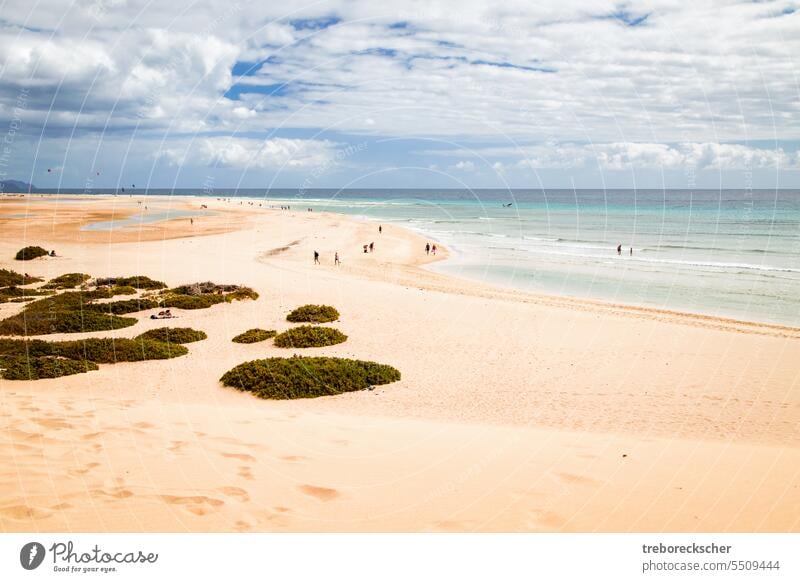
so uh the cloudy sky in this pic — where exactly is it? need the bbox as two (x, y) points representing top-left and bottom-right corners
(1, 0), (798, 190)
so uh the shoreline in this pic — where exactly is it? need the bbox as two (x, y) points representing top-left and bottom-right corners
(2, 192), (798, 335)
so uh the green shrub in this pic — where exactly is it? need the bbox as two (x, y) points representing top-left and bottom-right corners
(0, 336), (188, 380)
(274, 325), (347, 348)
(111, 285), (137, 295)
(0, 269), (42, 286)
(286, 304), (339, 323)
(136, 327), (207, 344)
(224, 287), (259, 302)
(95, 276), (166, 290)
(0, 286), (52, 303)
(1, 337), (188, 363)
(88, 298), (159, 315)
(43, 273), (91, 289)
(52, 337), (188, 362)
(160, 293), (226, 310)
(220, 356), (401, 399)
(14, 246), (49, 261)
(0, 355), (98, 380)
(232, 328), (276, 344)
(0, 291), (137, 335)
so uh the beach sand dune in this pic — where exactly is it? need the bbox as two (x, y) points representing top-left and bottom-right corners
(1, 195), (798, 532)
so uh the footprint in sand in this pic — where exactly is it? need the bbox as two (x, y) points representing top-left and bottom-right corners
(133, 422), (155, 429)
(0, 504), (53, 521)
(221, 452), (256, 462)
(160, 495), (225, 516)
(91, 487), (134, 500)
(238, 466), (254, 481)
(298, 485), (340, 502)
(217, 486), (250, 502)
(168, 441), (188, 453)
(279, 455), (308, 462)
(69, 462), (101, 477)
(31, 417), (74, 430)
(554, 472), (599, 486)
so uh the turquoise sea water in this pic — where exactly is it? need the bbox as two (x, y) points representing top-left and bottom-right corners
(55, 189), (800, 325)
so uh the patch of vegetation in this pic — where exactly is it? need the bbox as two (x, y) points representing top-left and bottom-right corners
(160, 293), (226, 310)
(286, 304), (340, 323)
(0, 355), (98, 380)
(275, 325), (347, 348)
(14, 246), (49, 261)
(220, 356), (401, 399)
(90, 297), (160, 315)
(0, 291), (137, 335)
(0, 268), (43, 287)
(136, 327), (207, 344)
(95, 276), (166, 290)
(0, 286), (52, 304)
(42, 273), (91, 289)
(111, 285), (137, 295)
(224, 287), (259, 302)
(0, 336), (188, 380)
(273, 325), (347, 348)
(232, 328), (276, 344)
(0, 337), (188, 362)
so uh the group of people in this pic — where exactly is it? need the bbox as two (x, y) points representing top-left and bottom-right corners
(425, 242), (438, 255)
(314, 225), (385, 266)
(616, 244), (633, 256)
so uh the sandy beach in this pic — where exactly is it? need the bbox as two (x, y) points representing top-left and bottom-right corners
(1, 194), (798, 532)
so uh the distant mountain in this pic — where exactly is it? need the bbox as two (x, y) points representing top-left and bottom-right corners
(0, 180), (36, 193)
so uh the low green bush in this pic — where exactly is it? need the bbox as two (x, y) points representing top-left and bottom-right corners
(0, 291), (137, 335)
(0, 269), (42, 287)
(14, 246), (49, 261)
(0, 335), (188, 380)
(111, 285), (137, 295)
(1, 337), (188, 362)
(88, 298), (160, 315)
(224, 287), (259, 302)
(0, 355), (98, 380)
(232, 328), (276, 344)
(95, 276), (166, 290)
(136, 327), (207, 344)
(43, 273), (91, 289)
(220, 356), (401, 399)
(274, 325), (347, 348)
(160, 293), (226, 310)
(0, 286), (52, 304)
(286, 304), (339, 323)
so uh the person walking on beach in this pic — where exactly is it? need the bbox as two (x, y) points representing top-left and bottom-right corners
(369, 242), (374, 252)
(630, 247), (633, 256)
(314, 250), (320, 265)
(335, 251), (340, 266)
(617, 244), (622, 255)
(379, 225), (382, 235)
(425, 242), (430, 255)
(432, 244), (437, 256)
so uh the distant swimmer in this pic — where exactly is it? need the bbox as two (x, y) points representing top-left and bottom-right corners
(503, 202), (513, 207)
(617, 244), (622, 255)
